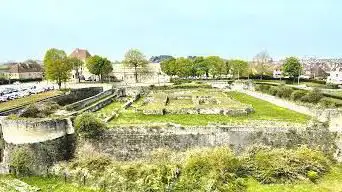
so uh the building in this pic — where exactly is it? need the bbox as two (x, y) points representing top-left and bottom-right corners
(69, 48), (95, 81)
(0, 61), (43, 80)
(111, 63), (170, 84)
(327, 67), (342, 84)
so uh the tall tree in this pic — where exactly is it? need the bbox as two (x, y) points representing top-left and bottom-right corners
(122, 49), (148, 83)
(43, 48), (72, 89)
(193, 56), (209, 77)
(68, 57), (84, 82)
(230, 59), (248, 79)
(283, 57), (303, 84)
(86, 55), (113, 82)
(160, 58), (177, 76)
(253, 50), (271, 80)
(175, 57), (194, 77)
(206, 56), (225, 78)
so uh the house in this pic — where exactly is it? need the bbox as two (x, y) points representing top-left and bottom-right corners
(111, 63), (170, 84)
(273, 69), (282, 78)
(327, 67), (342, 84)
(69, 48), (95, 81)
(0, 61), (43, 80)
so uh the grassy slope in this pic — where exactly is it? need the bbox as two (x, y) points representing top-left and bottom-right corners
(247, 165), (342, 192)
(0, 91), (60, 112)
(109, 91), (310, 126)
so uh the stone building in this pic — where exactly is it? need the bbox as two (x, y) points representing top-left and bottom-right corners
(69, 48), (96, 81)
(327, 67), (342, 85)
(0, 61), (43, 80)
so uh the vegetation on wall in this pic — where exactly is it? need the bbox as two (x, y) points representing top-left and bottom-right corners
(74, 112), (106, 139)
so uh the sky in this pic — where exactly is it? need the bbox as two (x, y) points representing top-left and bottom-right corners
(0, 0), (342, 62)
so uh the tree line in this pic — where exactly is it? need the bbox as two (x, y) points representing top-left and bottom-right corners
(160, 51), (303, 81)
(43, 48), (148, 89)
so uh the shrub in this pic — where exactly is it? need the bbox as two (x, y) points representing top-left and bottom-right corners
(291, 90), (307, 101)
(307, 170), (319, 183)
(241, 145), (331, 184)
(319, 98), (337, 108)
(301, 88), (323, 103)
(276, 86), (293, 98)
(10, 147), (34, 175)
(74, 112), (106, 139)
(19, 104), (40, 118)
(326, 83), (339, 89)
(255, 84), (271, 93)
(268, 86), (279, 96)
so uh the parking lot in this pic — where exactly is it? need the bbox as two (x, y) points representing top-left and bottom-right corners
(0, 82), (55, 102)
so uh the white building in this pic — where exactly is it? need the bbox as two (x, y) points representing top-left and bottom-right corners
(273, 69), (282, 78)
(111, 63), (170, 84)
(69, 48), (96, 81)
(327, 67), (342, 84)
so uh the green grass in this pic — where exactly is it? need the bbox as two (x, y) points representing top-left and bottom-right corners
(21, 176), (97, 192)
(247, 165), (342, 192)
(109, 91), (310, 126)
(95, 100), (123, 119)
(0, 91), (61, 112)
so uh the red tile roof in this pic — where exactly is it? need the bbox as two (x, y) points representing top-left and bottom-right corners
(70, 48), (91, 61)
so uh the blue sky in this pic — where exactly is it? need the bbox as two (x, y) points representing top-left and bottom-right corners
(0, 0), (341, 61)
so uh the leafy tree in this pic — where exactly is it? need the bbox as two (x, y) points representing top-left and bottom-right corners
(193, 56), (209, 77)
(74, 112), (106, 139)
(175, 57), (194, 77)
(86, 55), (113, 82)
(206, 56), (225, 78)
(253, 50), (272, 80)
(43, 48), (72, 89)
(225, 60), (233, 76)
(230, 59), (248, 79)
(68, 57), (84, 82)
(160, 58), (177, 76)
(282, 56), (303, 84)
(122, 49), (149, 83)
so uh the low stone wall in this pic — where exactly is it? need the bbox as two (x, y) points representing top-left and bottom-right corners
(53, 87), (103, 106)
(85, 121), (337, 161)
(64, 89), (115, 111)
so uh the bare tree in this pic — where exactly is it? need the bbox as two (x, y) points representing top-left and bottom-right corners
(253, 50), (271, 80)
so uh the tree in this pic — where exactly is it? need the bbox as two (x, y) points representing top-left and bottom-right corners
(68, 57), (84, 82)
(230, 59), (248, 79)
(193, 56), (209, 77)
(43, 48), (72, 89)
(160, 58), (177, 76)
(206, 56), (225, 78)
(283, 57), (303, 84)
(122, 49), (148, 83)
(86, 55), (113, 82)
(10, 147), (34, 175)
(253, 50), (271, 80)
(175, 57), (194, 77)
(74, 112), (106, 139)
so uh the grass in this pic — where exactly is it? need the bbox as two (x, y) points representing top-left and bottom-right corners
(95, 100), (123, 119)
(247, 165), (342, 192)
(21, 176), (97, 192)
(0, 91), (61, 112)
(109, 91), (310, 126)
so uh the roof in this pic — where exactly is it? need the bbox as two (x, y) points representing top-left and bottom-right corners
(70, 48), (91, 60)
(6, 62), (43, 73)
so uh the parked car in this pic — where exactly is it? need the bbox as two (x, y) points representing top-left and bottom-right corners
(0, 96), (8, 102)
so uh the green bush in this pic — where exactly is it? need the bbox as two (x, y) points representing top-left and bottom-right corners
(291, 90), (307, 101)
(19, 104), (40, 118)
(268, 86), (279, 96)
(326, 83), (339, 89)
(276, 86), (293, 98)
(307, 170), (319, 183)
(319, 98), (337, 108)
(301, 88), (323, 103)
(10, 147), (34, 176)
(74, 112), (106, 139)
(255, 84), (271, 93)
(241, 145), (331, 184)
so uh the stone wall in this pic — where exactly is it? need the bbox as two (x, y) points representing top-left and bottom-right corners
(53, 87), (103, 106)
(84, 121), (337, 161)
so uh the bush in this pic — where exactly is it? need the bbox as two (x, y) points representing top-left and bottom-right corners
(255, 84), (271, 93)
(301, 88), (323, 103)
(171, 78), (192, 85)
(268, 86), (279, 96)
(74, 112), (106, 139)
(290, 90), (307, 101)
(276, 86), (293, 98)
(307, 170), (319, 183)
(10, 147), (34, 175)
(19, 104), (40, 118)
(319, 98), (337, 108)
(326, 83), (339, 89)
(241, 145), (331, 184)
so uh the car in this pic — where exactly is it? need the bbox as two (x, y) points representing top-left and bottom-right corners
(0, 96), (8, 102)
